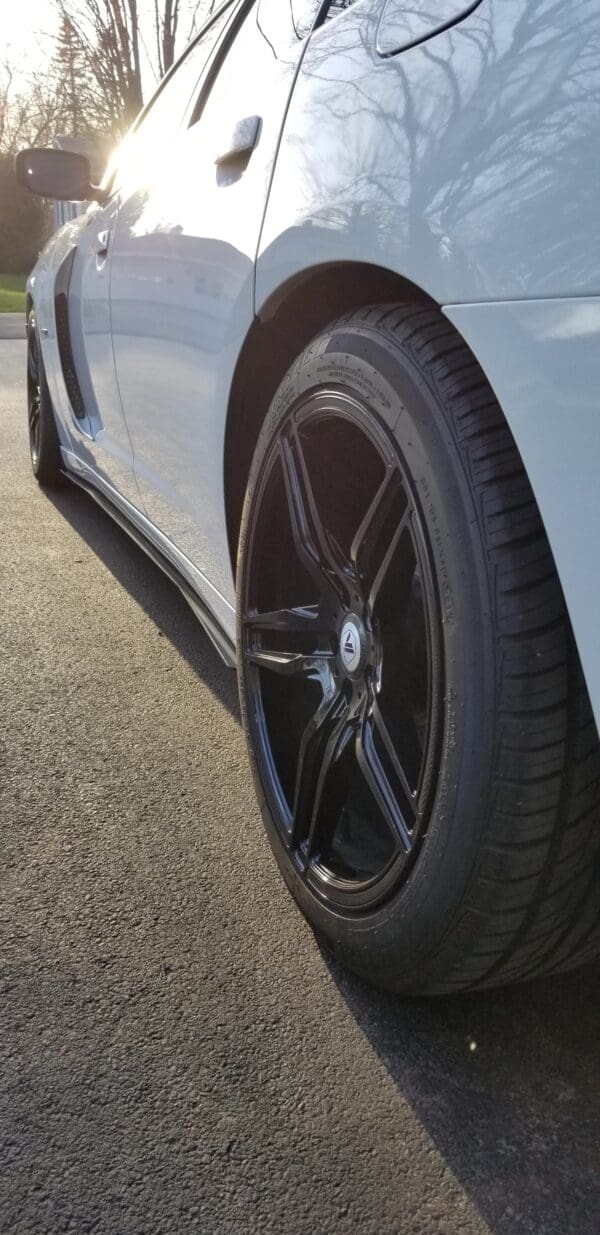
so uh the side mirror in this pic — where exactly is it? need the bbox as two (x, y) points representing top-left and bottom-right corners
(14, 147), (107, 204)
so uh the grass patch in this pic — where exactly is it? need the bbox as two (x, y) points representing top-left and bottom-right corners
(0, 273), (26, 313)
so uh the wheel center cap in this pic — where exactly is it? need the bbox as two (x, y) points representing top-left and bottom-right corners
(340, 616), (366, 677)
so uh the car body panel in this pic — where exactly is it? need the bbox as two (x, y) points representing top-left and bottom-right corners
(61, 443), (236, 642)
(256, 0), (600, 307)
(27, 208), (143, 509)
(376, 0), (485, 57)
(107, 2), (309, 604)
(68, 198), (143, 507)
(27, 214), (94, 447)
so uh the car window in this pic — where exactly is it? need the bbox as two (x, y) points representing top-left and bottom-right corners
(191, 4), (273, 143)
(275, 0), (323, 39)
(322, 0), (361, 20)
(104, 2), (233, 196)
(249, 0), (321, 59)
(184, 0), (301, 188)
(257, 1), (359, 44)
(261, 0), (359, 37)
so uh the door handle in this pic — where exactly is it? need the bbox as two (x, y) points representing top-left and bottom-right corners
(214, 115), (261, 165)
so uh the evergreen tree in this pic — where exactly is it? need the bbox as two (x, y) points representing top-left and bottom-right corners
(54, 15), (84, 135)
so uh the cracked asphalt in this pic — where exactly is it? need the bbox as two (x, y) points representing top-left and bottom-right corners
(1, 326), (599, 1235)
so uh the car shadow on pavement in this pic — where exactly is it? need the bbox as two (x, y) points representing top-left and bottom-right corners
(47, 482), (241, 720)
(324, 954), (600, 1235)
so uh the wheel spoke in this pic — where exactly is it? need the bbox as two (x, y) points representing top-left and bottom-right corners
(302, 712), (356, 870)
(245, 649), (334, 677)
(244, 603), (336, 676)
(370, 696), (419, 816)
(27, 331), (39, 385)
(290, 689), (351, 853)
(28, 397), (40, 437)
(351, 464), (407, 603)
(279, 428), (350, 604)
(370, 507), (412, 612)
(356, 711), (413, 853)
(244, 604), (322, 633)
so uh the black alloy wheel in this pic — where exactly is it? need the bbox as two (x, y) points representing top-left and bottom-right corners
(26, 308), (62, 486)
(237, 303), (600, 995)
(27, 310), (42, 469)
(241, 391), (443, 913)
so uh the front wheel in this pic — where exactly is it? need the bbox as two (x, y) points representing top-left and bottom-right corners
(237, 303), (600, 995)
(27, 308), (63, 487)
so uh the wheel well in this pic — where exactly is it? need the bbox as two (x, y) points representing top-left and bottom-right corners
(224, 262), (437, 577)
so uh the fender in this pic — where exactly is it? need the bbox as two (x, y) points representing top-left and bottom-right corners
(257, 0), (600, 308)
(445, 297), (600, 733)
(27, 212), (93, 447)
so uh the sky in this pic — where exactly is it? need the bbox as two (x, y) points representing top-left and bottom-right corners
(2, 0), (207, 91)
(2, 0), (59, 65)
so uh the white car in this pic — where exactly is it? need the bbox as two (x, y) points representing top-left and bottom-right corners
(16, 0), (600, 994)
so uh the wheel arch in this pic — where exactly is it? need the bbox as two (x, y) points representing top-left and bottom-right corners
(223, 261), (438, 577)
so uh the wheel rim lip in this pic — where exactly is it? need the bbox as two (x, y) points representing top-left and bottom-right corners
(241, 386), (445, 914)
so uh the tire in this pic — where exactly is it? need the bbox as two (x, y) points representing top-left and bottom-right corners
(236, 302), (600, 995)
(27, 308), (63, 487)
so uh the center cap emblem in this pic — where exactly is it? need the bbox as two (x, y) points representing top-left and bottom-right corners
(340, 618), (363, 675)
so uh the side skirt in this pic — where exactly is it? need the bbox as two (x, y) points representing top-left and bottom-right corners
(64, 468), (237, 669)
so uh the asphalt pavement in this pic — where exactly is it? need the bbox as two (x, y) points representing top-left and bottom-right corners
(1, 333), (599, 1235)
(0, 313), (26, 339)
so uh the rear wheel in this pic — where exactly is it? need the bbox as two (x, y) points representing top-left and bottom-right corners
(27, 308), (63, 487)
(237, 303), (600, 995)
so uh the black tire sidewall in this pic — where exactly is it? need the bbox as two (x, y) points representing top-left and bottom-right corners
(237, 319), (497, 990)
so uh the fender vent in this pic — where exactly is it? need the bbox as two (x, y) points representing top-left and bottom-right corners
(54, 249), (86, 420)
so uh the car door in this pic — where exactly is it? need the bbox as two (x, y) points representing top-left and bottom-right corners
(108, 0), (319, 608)
(68, 11), (234, 510)
(67, 194), (142, 505)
